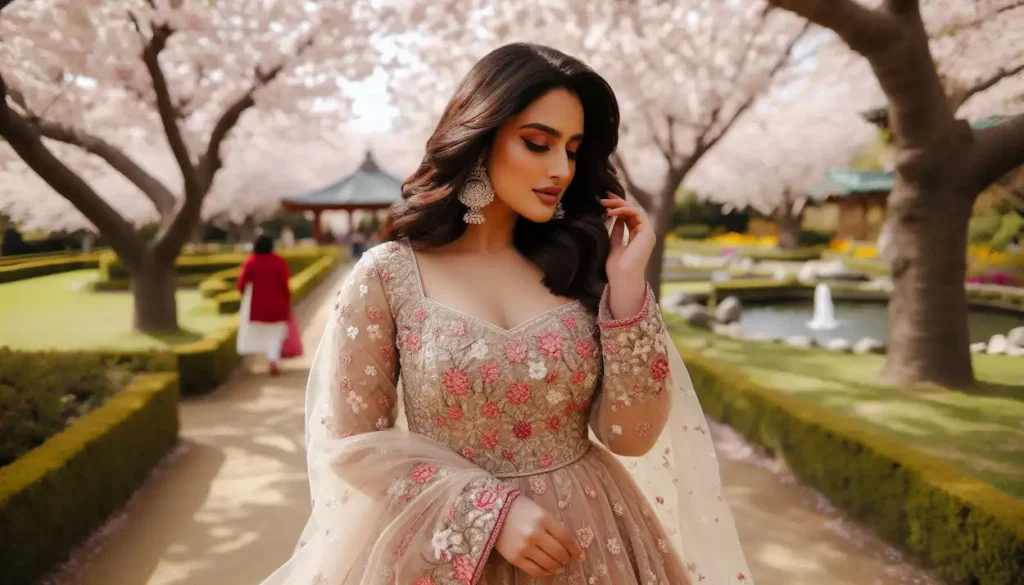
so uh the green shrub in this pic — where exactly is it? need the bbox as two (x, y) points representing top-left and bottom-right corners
(669, 330), (1024, 585)
(0, 255), (100, 284)
(798, 230), (834, 247)
(673, 224), (712, 240)
(739, 247), (824, 261)
(0, 373), (179, 585)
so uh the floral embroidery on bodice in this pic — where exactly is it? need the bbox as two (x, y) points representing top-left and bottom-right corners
(369, 240), (669, 478)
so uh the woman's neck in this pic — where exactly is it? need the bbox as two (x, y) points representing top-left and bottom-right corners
(451, 200), (518, 254)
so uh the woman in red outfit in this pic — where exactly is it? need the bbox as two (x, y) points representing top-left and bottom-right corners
(236, 235), (292, 376)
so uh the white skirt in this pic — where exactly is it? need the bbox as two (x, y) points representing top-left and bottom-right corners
(236, 284), (288, 358)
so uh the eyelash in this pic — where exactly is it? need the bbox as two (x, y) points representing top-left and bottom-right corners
(523, 139), (578, 160)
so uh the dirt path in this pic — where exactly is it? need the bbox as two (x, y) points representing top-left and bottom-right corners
(45, 265), (941, 585)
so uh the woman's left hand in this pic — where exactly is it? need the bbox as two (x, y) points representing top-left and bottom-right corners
(601, 192), (655, 319)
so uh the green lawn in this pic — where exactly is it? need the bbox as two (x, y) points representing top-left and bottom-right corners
(0, 270), (233, 351)
(660, 281), (713, 298)
(671, 320), (1024, 497)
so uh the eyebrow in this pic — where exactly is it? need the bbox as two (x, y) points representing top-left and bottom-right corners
(520, 122), (584, 142)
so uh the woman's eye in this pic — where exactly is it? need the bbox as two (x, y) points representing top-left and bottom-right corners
(523, 139), (549, 153)
(567, 150), (578, 161)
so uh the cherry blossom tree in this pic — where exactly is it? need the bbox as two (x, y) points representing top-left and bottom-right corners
(765, 0), (1024, 387)
(0, 0), (376, 332)
(378, 0), (810, 296)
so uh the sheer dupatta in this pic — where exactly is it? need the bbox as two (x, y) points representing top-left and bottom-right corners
(260, 254), (520, 585)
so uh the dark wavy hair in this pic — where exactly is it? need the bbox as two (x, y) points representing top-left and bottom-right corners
(384, 43), (623, 313)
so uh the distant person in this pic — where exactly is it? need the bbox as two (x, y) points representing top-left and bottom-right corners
(235, 235), (292, 376)
(280, 226), (295, 248)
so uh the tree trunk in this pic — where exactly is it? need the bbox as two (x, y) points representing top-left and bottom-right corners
(128, 257), (179, 333)
(882, 179), (975, 387)
(645, 186), (676, 302)
(774, 208), (803, 250)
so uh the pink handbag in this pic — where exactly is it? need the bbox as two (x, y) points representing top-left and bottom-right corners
(281, 313), (303, 358)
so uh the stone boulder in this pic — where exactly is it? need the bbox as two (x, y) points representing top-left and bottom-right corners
(664, 289), (697, 308)
(853, 337), (886, 355)
(969, 342), (988, 354)
(678, 304), (715, 329)
(783, 335), (816, 349)
(825, 338), (852, 353)
(1007, 326), (1024, 348)
(987, 334), (1009, 355)
(1007, 345), (1024, 357)
(715, 296), (743, 324)
(798, 259), (868, 283)
(712, 322), (744, 339)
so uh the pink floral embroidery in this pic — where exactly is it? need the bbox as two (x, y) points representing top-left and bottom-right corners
(386, 241), (400, 252)
(367, 305), (383, 322)
(446, 505), (457, 522)
(379, 270), (392, 283)
(545, 371), (558, 385)
(513, 421), (533, 440)
(651, 353), (670, 382)
(603, 340), (619, 356)
(462, 446), (475, 458)
(475, 488), (499, 510)
(584, 485), (597, 498)
(656, 496), (665, 504)
(576, 527), (595, 549)
(481, 430), (500, 449)
(572, 369), (587, 385)
(506, 383), (531, 405)
(481, 402), (500, 418)
(402, 329), (422, 353)
(479, 362), (501, 384)
(413, 308), (427, 322)
(378, 395), (391, 411)
(380, 345), (394, 359)
(448, 321), (467, 337)
(637, 421), (653, 437)
(502, 449), (515, 460)
(560, 315), (577, 330)
(338, 377), (352, 392)
(442, 368), (470, 396)
(435, 416), (447, 427)
(536, 331), (563, 358)
(410, 463), (437, 484)
(530, 476), (547, 495)
(575, 338), (596, 358)
(452, 555), (474, 585)
(338, 352), (352, 368)
(504, 339), (528, 363)
(539, 452), (554, 467)
(448, 406), (464, 421)
(737, 573), (747, 581)
(339, 303), (353, 318)
(546, 414), (562, 431)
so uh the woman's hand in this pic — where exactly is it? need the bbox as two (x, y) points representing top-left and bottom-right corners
(602, 192), (655, 319)
(494, 497), (584, 578)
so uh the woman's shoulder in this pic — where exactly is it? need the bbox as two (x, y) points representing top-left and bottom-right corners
(358, 239), (419, 308)
(363, 239), (413, 273)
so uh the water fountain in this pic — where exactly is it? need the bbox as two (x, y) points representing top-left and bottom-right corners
(807, 283), (839, 330)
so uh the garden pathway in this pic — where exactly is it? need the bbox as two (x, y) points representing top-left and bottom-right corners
(45, 264), (940, 585)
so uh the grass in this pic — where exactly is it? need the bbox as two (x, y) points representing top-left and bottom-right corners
(0, 269), (233, 351)
(671, 320), (1024, 497)
(660, 281), (713, 298)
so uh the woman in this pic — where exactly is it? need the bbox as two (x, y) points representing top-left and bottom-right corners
(236, 234), (292, 376)
(261, 43), (752, 584)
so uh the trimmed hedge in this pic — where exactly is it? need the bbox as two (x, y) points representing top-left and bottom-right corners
(0, 372), (180, 585)
(0, 255), (100, 284)
(98, 247), (327, 281)
(91, 273), (211, 292)
(669, 323), (1024, 585)
(737, 246), (825, 262)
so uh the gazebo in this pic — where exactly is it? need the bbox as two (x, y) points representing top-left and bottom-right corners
(280, 151), (403, 243)
(810, 169), (892, 242)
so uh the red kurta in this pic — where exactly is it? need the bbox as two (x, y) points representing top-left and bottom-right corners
(237, 253), (292, 323)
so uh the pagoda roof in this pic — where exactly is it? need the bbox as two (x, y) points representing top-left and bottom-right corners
(810, 168), (893, 199)
(281, 151), (403, 211)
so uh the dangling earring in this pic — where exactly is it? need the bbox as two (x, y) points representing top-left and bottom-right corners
(458, 158), (494, 224)
(553, 201), (566, 220)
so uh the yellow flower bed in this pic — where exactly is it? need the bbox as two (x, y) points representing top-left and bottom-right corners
(705, 232), (777, 248)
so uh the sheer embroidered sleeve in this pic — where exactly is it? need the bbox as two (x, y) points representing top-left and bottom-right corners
(589, 283), (672, 457)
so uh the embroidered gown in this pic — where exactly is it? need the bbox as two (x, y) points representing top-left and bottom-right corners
(262, 239), (753, 585)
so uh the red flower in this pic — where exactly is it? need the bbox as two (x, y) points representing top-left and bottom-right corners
(506, 382), (531, 405)
(442, 368), (470, 396)
(546, 414), (562, 431)
(462, 446), (475, 458)
(475, 488), (499, 510)
(367, 305), (383, 322)
(572, 369), (587, 385)
(504, 339), (528, 363)
(560, 315), (577, 330)
(539, 452), (554, 467)
(545, 371), (558, 385)
(452, 555), (474, 585)
(402, 330), (422, 353)
(410, 463), (437, 484)
(481, 430), (500, 449)
(575, 338), (596, 358)
(513, 421), (533, 440)
(378, 395), (391, 411)
(481, 402), (500, 418)
(650, 354), (670, 382)
(536, 331), (563, 358)
(413, 308), (427, 322)
(379, 270), (392, 283)
(502, 449), (516, 460)
(447, 406), (464, 420)
(479, 362), (501, 385)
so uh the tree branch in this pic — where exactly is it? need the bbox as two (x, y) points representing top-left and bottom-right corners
(950, 62), (1024, 111)
(137, 19), (199, 198)
(0, 72), (143, 266)
(610, 152), (654, 210)
(965, 113), (1024, 193)
(767, 0), (900, 54)
(31, 118), (178, 217)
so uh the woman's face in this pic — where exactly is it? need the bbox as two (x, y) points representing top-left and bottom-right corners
(486, 87), (584, 223)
